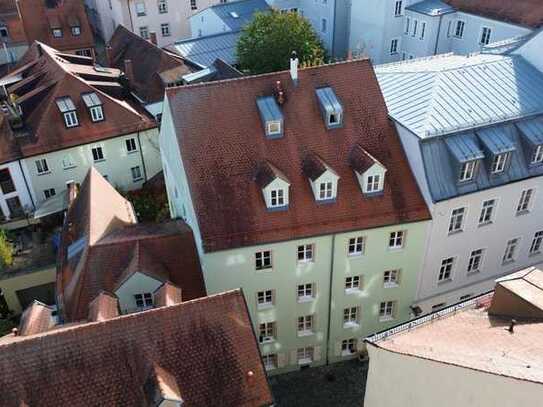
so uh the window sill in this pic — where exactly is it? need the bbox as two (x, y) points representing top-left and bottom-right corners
(297, 259), (314, 265)
(467, 270), (480, 276)
(133, 178), (144, 183)
(297, 358), (312, 366)
(343, 322), (359, 329)
(266, 205), (288, 212)
(478, 221), (493, 228)
(93, 159), (106, 163)
(316, 198), (337, 205)
(388, 246), (404, 251)
(341, 350), (356, 357)
(297, 330), (314, 337)
(363, 190), (385, 197)
(265, 365), (277, 372)
(257, 303), (274, 311)
(63, 166), (77, 170)
(37, 171), (51, 176)
(437, 278), (452, 285)
(379, 316), (394, 322)
(259, 338), (275, 345)
(347, 252), (363, 258)
(516, 210), (530, 216)
(127, 150), (138, 155)
(529, 251), (542, 257)
(297, 296), (314, 304)
(256, 268), (273, 273)
(345, 288), (361, 295)
(502, 259), (515, 266)
(448, 229), (463, 236)
(384, 283), (399, 289)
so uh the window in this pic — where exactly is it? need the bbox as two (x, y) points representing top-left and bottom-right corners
(530, 231), (543, 255)
(379, 301), (395, 321)
(270, 189), (285, 208)
(0, 26), (9, 38)
(454, 20), (465, 38)
(256, 250), (272, 270)
(478, 199), (495, 225)
(420, 22), (426, 39)
(503, 238), (520, 263)
(297, 244), (314, 262)
(448, 207), (465, 233)
(389, 231), (405, 249)
(126, 138), (137, 153)
(383, 269), (400, 287)
(135, 2), (146, 16)
(480, 26), (492, 45)
(76, 49), (92, 57)
(405, 17), (410, 35)
(158, 0), (168, 13)
(348, 236), (365, 256)
(394, 0), (402, 16)
(43, 188), (56, 199)
(366, 174), (382, 192)
(91, 146), (104, 162)
(191, 0), (197, 10)
(62, 155), (75, 169)
(89, 105), (104, 122)
(467, 249), (484, 274)
(63, 110), (78, 127)
(139, 26), (149, 39)
(297, 283), (314, 301)
(345, 276), (361, 291)
(459, 161), (477, 182)
(321, 18), (327, 33)
(329, 112), (341, 125)
(161, 23), (170, 37)
(517, 189), (534, 214)
(532, 145), (543, 164)
(297, 347), (313, 364)
(297, 315), (313, 335)
(412, 20), (418, 37)
(52, 28), (63, 38)
(438, 257), (454, 282)
(262, 354), (277, 371)
(131, 166), (143, 182)
(491, 152), (509, 174)
(257, 290), (274, 309)
(389, 38), (399, 55)
(343, 306), (358, 326)
(341, 338), (357, 355)
(134, 293), (153, 308)
(6, 196), (23, 218)
(71, 26), (81, 36)
(318, 181), (333, 200)
(258, 322), (275, 343)
(57, 96), (79, 128)
(267, 121), (281, 135)
(0, 169), (15, 194)
(35, 158), (49, 174)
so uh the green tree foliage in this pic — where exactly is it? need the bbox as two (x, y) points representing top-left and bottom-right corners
(237, 10), (326, 74)
(0, 230), (13, 270)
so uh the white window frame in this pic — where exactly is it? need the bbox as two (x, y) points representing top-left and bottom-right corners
(343, 306), (359, 327)
(388, 230), (405, 249)
(91, 146), (104, 162)
(459, 160), (477, 182)
(366, 173), (383, 193)
(448, 207), (465, 234)
(348, 236), (365, 256)
(63, 110), (78, 128)
(297, 283), (314, 302)
(62, 155), (75, 169)
(345, 275), (361, 292)
(131, 166), (143, 182)
(270, 188), (286, 208)
(266, 121), (281, 136)
(438, 257), (454, 282)
(297, 314), (314, 336)
(262, 353), (277, 371)
(383, 269), (400, 288)
(379, 301), (396, 321)
(479, 26), (492, 45)
(161, 23), (170, 37)
(135, 1), (146, 16)
(139, 26), (149, 39)
(467, 248), (484, 274)
(517, 188), (534, 214)
(389, 38), (399, 55)
(454, 20), (465, 38)
(297, 244), (314, 263)
(412, 19), (418, 37)
(71, 26), (81, 36)
(394, 0), (403, 17)
(491, 152), (509, 174)
(134, 292), (153, 308)
(89, 105), (104, 122)
(532, 145), (543, 164)
(478, 199), (496, 225)
(255, 250), (272, 270)
(318, 181), (334, 200)
(256, 289), (274, 309)
(35, 158), (49, 174)
(52, 28), (63, 38)
(502, 238), (520, 264)
(297, 347), (313, 365)
(530, 231), (543, 255)
(341, 338), (357, 356)
(258, 321), (276, 343)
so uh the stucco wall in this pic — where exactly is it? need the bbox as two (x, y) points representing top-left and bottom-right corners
(115, 272), (163, 313)
(0, 266), (56, 314)
(0, 160), (34, 220)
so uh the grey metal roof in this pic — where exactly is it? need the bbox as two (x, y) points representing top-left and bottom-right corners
(168, 31), (240, 68)
(256, 96), (284, 138)
(516, 116), (543, 145)
(200, 0), (270, 32)
(405, 0), (455, 16)
(445, 133), (484, 162)
(316, 87), (343, 129)
(478, 126), (517, 154)
(376, 54), (543, 139)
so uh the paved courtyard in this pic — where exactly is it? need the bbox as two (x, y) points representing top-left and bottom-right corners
(269, 359), (368, 406)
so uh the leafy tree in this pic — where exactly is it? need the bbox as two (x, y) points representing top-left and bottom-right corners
(237, 10), (326, 74)
(0, 230), (13, 270)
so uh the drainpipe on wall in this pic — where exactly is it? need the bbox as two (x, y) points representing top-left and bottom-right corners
(136, 130), (148, 182)
(433, 14), (444, 56)
(126, 0), (134, 32)
(18, 159), (35, 210)
(325, 233), (336, 365)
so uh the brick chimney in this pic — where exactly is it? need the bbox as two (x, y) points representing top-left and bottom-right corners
(124, 59), (135, 85)
(149, 31), (157, 46)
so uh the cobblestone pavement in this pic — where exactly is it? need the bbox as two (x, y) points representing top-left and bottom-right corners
(269, 359), (368, 406)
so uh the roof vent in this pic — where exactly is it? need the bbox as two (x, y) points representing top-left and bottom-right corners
(230, 11), (239, 18)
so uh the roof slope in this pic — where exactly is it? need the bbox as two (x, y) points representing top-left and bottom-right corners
(166, 60), (431, 252)
(0, 290), (273, 407)
(198, 0), (270, 31)
(444, 0), (543, 29)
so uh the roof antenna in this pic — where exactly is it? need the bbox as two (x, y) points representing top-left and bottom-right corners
(290, 51), (299, 86)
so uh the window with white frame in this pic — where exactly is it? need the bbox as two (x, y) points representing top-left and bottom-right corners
(135, 1), (146, 16)
(467, 249), (484, 274)
(297, 347), (313, 364)
(480, 26), (492, 45)
(379, 301), (395, 321)
(56, 96), (78, 128)
(82, 92), (104, 123)
(532, 145), (543, 164)
(491, 152), (509, 174)
(297, 283), (314, 301)
(90, 105), (104, 122)
(158, 0), (168, 13)
(52, 28), (63, 38)
(297, 244), (314, 262)
(126, 138), (137, 153)
(92, 146), (104, 162)
(131, 166), (143, 182)
(459, 161), (477, 182)
(297, 315), (313, 335)
(348, 236), (365, 256)
(190, 0), (197, 10)
(394, 0), (402, 16)
(318, 181), (333, 200)
(134, 292), (153, 308)
(390, 38), (399, 55)
(454, 20), (465, 38)
(255, 250), (272, 270)
(412, 19), (418, 37)
(389, 231), (405, 249)
(478, 199), (496, 225)
(62, 155), (75, 169)
(517, 189), (534, 213)
(256, 289), (274, 309)
(258, 322), (275, 343)
(43, 188), (56, 199)
(503, 238), (520, 263)
(341, 338), (357, 355)
(35, 158), (49, 174)
(262, 354), (277, 370)
(383, 269), (400, 287)
(161, 23), (170, 37)
(343, 306), (358, 326)
(345, 276), (361, 291)
(420, 21), (426, 39)
(139, 26), (149, 39)
(366, 173), (383, 193)
(438, 257), (454, 282)
(530, 231), (543, 255)
(405, 17), (410, 35)
(448, 207), (465, 233)
(71, 26), (81, 36)
(270, 188), (286, 208)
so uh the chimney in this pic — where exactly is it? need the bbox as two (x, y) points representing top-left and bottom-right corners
(105, 45), (114, 67)
(149, 31), (157, 46)
(124, 59), (135, 85)
(290, 51), (299, 86)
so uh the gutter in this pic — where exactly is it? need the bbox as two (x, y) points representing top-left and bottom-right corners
(325, 233), (336, 365)
(433, 13), (444, 55)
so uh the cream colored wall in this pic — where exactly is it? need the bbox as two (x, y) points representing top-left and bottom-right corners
(0, 266), (56, 314)
(114, 272), (163, 313)
(365, 344), (543, 407)
(21, 128), (160, 206)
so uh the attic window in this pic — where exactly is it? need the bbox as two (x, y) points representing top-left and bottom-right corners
(257, 96), (284, 139)
(230, 11), (239, 18)
(316, 87), (343, 129)
(71, 26), (81, 36)
(52, 28), (62, 38)
(82, 92), (104, 122)
(256, 161), (290, 211)
(477, 127), (515, 176)
(56, 97), (78, 128)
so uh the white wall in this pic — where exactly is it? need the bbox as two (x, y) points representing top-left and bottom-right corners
(513, 30), (543, 72)
(0, 161), (34, 220)
(365, 344), (543, 407)
(190, 7), (227, 38)
(115, 271), (163, 313)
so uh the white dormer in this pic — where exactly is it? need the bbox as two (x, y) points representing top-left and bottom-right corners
(303, 153), (339, 202)
(255, 161), (290, 210)
(349, 145), (386, 195)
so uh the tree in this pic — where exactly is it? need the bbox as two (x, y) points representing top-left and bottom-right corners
(0, 230), (13, 270)
(237, 11), (326, 74)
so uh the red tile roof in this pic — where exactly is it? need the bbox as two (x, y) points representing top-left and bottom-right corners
(16, 0), (95, 52)
(0, 290), (273, 407)
(0, 42), (156, 164)
(165, 60), (431, 252)
(154, 281), (184, 307)
(445, 0), (543, 28)
(17, 300), (53, 336)
(57, 168), (206, 322)
(87, 291), (120, 322)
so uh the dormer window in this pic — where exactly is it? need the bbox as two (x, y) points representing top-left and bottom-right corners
(459, 160), (477, 182)
(491, 152), (509, 174)
(52, 28), (63, 38)
(56, 97), (78, 128)
(71, 26), (81, 36)
(82, 92), (104, 122)
(445, 133), (484, 184)
(366, 174), (381, 192)
(319, 181), (333, 200)
(477, 127), (515, 176)
(532, 145), (543, 164)
(349, 145), (386, 195)
(316, 87), (343, 129)
(255, 161), (290, 210)
(303, 153), (339, 203)
(257, 96), (284, 139)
